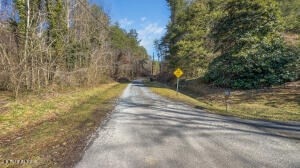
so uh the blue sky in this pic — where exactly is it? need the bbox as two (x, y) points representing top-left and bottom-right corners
(90, 0), (170, 56)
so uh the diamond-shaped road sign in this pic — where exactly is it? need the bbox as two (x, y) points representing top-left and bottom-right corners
(173, 68), (183, 78)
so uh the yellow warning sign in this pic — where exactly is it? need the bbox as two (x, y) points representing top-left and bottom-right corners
(173, 68), (183, 78)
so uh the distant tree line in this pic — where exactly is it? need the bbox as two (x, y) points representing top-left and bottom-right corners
(157, 0), (299, 89)
(0, 0), (149, 98)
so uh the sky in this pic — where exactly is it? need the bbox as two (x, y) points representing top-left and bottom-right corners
(90, 0), (170, 56)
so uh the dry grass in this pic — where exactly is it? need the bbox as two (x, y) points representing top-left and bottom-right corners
(283, 33), (299, 46)
(0, 83), (127, 167)
(146, 81), (300, 122)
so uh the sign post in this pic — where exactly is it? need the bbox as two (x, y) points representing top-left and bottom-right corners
(176, 78), (179, 95)
(173, 68), (184, 95)
(224, 89), (231, 112)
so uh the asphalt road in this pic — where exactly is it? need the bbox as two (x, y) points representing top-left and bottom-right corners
(75, 81), (300, 168)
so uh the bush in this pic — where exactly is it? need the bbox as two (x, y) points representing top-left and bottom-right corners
(117, 77), (130, 83)
(204, 45), (299, 89)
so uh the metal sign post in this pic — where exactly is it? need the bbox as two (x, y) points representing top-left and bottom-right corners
(173, 68), (184, 96)
(176, 78), (179, 95)
(224, 89), (231, 112)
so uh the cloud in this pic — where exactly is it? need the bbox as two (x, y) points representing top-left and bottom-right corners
(141, 17), (147, 22)
(139, 23), (164, 35)
(137, 23), (165, 53)
(119, 18), (134, 27)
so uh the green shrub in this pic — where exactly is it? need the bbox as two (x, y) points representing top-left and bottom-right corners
(204, 44), (299, 89)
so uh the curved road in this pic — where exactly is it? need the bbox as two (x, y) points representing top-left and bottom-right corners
(76, 81), (300, 168)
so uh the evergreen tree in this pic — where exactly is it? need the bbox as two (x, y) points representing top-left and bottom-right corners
(205, 0), (299, 89)
(162, 0), (216, 77)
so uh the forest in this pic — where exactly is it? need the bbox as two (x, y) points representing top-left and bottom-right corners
(157, 0), (299, 89)
(0, 0), (149, 98)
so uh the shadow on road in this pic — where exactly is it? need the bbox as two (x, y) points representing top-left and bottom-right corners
(117, 82), (300, 141)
